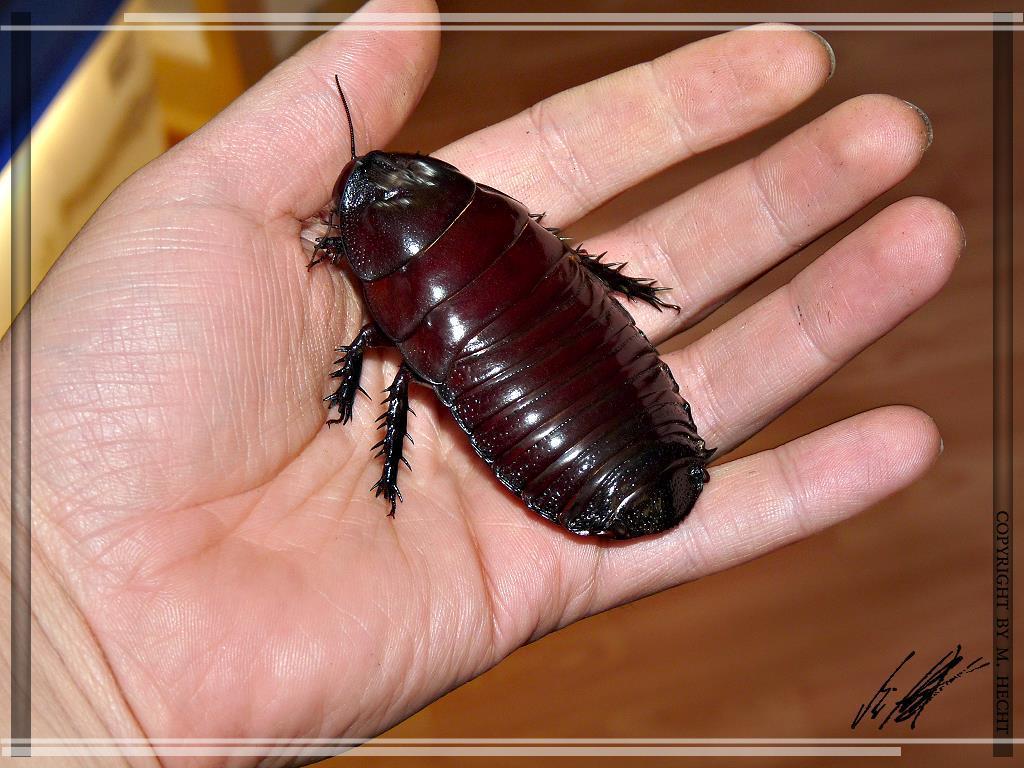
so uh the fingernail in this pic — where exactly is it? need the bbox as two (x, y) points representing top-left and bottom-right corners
(938, 436), (944, 455)
(957, 217), (967, 254)
(807, 29), (836, 80)
(901, 99), (933, 150)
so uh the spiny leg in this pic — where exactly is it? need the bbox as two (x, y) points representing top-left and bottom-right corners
(535, 216), (574, 244)
(574, 247), (680, 312)
(307, 234), (344, 270)
(371, 364), (414, 517)
(537, 217), (676, 310)
(326, 323), (389, 426)
(307, 203), (344, 270)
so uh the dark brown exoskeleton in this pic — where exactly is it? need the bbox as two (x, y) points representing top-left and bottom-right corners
(309, 78), (713, 539)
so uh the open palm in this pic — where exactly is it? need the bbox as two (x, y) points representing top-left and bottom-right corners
(19, 0), (960, 761)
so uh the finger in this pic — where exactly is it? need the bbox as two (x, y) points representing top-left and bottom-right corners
(593, 94), (933, 342)
(669, 196), (962, 454)
(584, 405), (941, 615)
(159, 0), (440, 218)
(437, 24), (834, 225)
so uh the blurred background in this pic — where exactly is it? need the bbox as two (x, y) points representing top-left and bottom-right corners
(2, 1), (1021, 766)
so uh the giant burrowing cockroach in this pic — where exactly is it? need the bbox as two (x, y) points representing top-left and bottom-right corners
(308, 78), (713, 539)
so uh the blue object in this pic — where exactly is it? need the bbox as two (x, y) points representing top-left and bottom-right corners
(2, 0), (124, 168)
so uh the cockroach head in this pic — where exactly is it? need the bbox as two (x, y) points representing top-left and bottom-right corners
(338, 151), (466, 209)
(331, 151), (475, 280)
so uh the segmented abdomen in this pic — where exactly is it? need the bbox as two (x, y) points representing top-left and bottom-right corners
(361, 184), (709, 538)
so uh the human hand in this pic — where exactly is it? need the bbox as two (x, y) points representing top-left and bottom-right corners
(7, 0), (961, 764)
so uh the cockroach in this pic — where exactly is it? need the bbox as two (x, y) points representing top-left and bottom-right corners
(308, 77), (713, 539)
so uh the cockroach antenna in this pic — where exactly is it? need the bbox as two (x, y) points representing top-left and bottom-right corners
(335, 74), (357, 160)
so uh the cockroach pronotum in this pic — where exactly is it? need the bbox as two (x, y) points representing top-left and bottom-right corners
(307, 77), (713, 540)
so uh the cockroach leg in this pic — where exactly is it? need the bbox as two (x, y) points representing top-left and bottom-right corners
(310, 236), (346, 269)
(308, 205), (343, 270)
(575, 248), (681, 312)
(370, 364), (413, 517)
(326, 323), (388, 426)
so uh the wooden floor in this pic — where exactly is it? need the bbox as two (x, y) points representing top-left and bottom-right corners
(264, 2), (1019, 765)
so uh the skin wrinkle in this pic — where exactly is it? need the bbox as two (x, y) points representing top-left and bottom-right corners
(615, 539), (680, 600)
(457, 504), (504, 656)
(700, 474), (775, 568)
(309, 580), (377, 656)
(261, 453), (364, 551)
(518, 564), (558, 645)
(707, 302), (798, 442)
(661, 496), (717, 583)
(748, 151), (795, 249)
(109, 631), (177, 744)
(34, 484), (125, 565)
(557, 545), (603, 630)
(526, 98), (597, 217)
(143, 174), (268, 230)
(779, 131), (832, 232)
(637, 208), (694, 314)
(34, 423), (166, 518)
(528, 532), (579, 642)
(784, 280), (840, 367)
(40, 338), (213, 518)
(173, 607), (234, 711)
(56, 513), (160, 584)
(818, 419), (880, 518)
(677, 31), (812, 157)
(25, 528), (156, 767)
(180, 566), (267, 716)
(220, 260), (304, 491)
(697, 46), (751, 146)
(251, 256), (293, 461)
(673, 336), (731, 450)
(643, 58), (696, 158)
(371, 582), (436, 733)
(767, 442), (815, 542)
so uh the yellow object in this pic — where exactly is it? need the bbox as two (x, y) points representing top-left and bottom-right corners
(142, 0), (246, 142)
(1, 0), (251, 333)
(0, 1), (166, 331)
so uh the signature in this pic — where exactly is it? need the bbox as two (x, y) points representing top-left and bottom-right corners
(851, 645), (989, 730)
